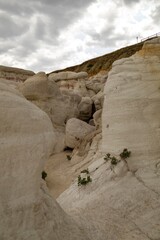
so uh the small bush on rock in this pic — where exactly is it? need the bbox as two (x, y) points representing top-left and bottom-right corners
(120, 148), (131, 159)
(104, 148), (131, 169)
(111, 157), (119, 165)
(78, 169), (92, 186)
(66, 155), (72, 160)
(78, 175), (92, 186)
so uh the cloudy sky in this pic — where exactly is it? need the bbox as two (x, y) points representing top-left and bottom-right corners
(0, 0), (159, 73)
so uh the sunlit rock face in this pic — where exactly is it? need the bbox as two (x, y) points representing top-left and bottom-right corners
(102, 37), (160, 171)
(0, 81), (88, 240)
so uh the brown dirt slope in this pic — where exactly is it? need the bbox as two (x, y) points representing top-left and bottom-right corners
(49, 41), (145, 76)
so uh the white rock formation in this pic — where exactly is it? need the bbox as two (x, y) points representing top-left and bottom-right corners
(56, 38), (160, 240)
(0, 65), (34, 82)
(91, 90), (104, 110)
(65, 118), (95, 148)
(93, 109), (102, 128)
(102, 37), (160, 170)
(20, 72), (82, 152)
(20, 72), (53, 100)
(78, 97), (93, 121)
(0, 80), (88, 240)
(48, 71), (90, 97)
(48, 71), (88, 81)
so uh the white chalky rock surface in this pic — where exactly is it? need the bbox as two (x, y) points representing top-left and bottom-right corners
(0, 80), (88, 240)
(57, 38), (160, 240)
(48, 71), (88, 81)
(20, 72), (82, 152)
(65, 118), (95, 148)
(102, 37), (160, 170)
(78, 97), (93, 121)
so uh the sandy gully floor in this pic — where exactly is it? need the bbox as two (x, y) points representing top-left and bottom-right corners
(45, 150), (90, 198)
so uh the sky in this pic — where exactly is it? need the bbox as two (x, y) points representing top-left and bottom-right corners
(0, 0), (159, 73)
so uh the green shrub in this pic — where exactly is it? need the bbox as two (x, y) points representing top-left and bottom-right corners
(104, 148), (131, 169)
(120, 148), (131, 159)
(42, 171), (47, 180)
(111, 157), (119, 165)
(66, 155), (72, 160)
(78, 169), (92, 186)
(78, 175), (92, 186)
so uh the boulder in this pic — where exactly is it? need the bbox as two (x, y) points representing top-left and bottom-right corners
(65, 118), (95, 148)
(19, 73), (82, 152)
(20, 72), (60, 100)
(56, 78), (89, 97)
(48, 71), (89, 97)
(78, 97), (93, 121)
(93, 109), (102, 128)
(73, 79), (89, 96)
(48, 71), (88, 81)
(85, 72), (107, 94)
(91, 90), (104, 110)
(0, 80), (88, 240)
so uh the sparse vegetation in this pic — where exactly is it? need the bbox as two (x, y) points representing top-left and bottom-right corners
(111, 157), (119, 165)
(78, 169), (92, 186)
(104, 153), (111, 162)
(120, 148), (131, 159)
(42, 171), (47, 180)
(87, 63), (94, 68)
(66, 155), (72, 160)
(104, 149), (131, 169)
(50, 42), (144, 76)
(78, 175), (92, 186)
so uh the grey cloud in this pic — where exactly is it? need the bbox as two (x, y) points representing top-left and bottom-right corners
(35, 18), (46, 40)
(0, 1), (34, 17)
(0, 0), (95, 23)
(152, 5), (160, 24)
(0, 42), (14, 54)
(0, 0), (96, 44)
(123, 0), (140, 5)
(37, 0), (96, 36)
(86, 23), (116, 48)
(29, 48), (79, 73)
(0, 13), (29, 38)
(10, 45), (35, 59)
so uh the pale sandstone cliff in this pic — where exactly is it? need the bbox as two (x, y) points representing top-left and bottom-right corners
(102, 37), (160, 169)
(19, 70), (105, 152)
(56, 38), (160, 240)
(0, 65), (35, 82)
(0, 80), (88, 240)
(1, 37), (160, 240)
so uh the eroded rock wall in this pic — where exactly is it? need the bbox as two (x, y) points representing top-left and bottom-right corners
(0, 80), (88, 240)
(57, 38), (160, 240)
(102, 37), (160, 170)
(0, 65), (35, 82)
